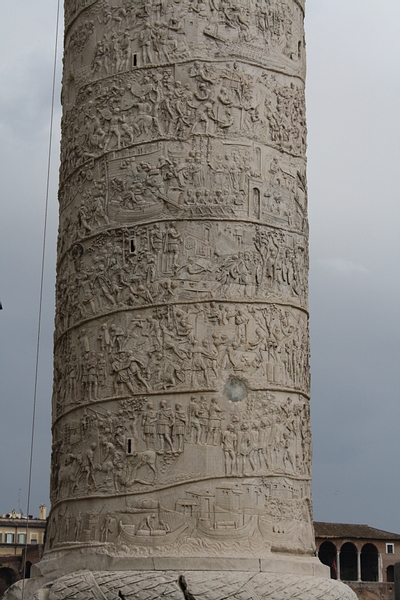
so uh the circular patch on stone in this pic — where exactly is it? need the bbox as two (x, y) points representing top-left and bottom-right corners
(224, 378), (247, 402)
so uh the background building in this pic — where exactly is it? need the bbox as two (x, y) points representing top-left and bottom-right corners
(0, 507), (46, 596)
(315, 522), (400, 600)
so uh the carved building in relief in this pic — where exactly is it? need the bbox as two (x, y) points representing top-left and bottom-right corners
(5, 0), (358, 598)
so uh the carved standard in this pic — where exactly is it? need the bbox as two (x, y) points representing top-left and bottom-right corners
(5, 0), (357, 598)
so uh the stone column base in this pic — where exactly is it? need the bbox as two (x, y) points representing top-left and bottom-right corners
(4, 569), (358, 600)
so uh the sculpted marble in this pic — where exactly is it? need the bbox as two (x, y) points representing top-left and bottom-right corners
(4, 0), (357, 598)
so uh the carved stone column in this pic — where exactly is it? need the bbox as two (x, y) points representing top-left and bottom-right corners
(6, 0), (357, 598)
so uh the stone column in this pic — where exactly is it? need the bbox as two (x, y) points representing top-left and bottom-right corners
(6, 0), (358, 598)
(378, 552), (383, 583)
(337, 550), (341, 580)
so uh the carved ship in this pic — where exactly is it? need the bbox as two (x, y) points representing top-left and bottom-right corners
(118, 522), (188, 545)
(196, 515), (256, 540)
(108, 201), (164, 224)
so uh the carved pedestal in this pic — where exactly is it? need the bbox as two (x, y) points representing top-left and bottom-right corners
(5, 0), (356, 598)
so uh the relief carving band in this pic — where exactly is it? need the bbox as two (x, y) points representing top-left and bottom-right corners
(9, 0), (357, 598)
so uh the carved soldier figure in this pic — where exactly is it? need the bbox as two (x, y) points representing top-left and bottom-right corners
(142, 401), (157, 448)
(187, 396), (201, 445)
(164, 222), (181, 270)
(173, 402), (187, 453)
(197, 396), (209, 444)
(206, 397), (224, 445)
(156, 399), (174, 453)
(98, 323), (111, 353)
(139, 22), (154, 65)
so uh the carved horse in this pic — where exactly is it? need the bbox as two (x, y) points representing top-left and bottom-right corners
(128, 450), (157, 484)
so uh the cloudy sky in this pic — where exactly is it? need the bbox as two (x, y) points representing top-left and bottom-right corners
(0, 0), (399, 534)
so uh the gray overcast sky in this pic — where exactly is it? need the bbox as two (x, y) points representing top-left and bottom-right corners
(0, 1), (399, 532)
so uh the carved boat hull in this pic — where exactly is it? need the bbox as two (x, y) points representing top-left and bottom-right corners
(118, 522), (188, 545)
(108, 202), (164, 223)
(196, 516), (256, 540)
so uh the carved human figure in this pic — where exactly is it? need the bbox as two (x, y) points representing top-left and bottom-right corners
(173, 402), (187, 453)
(104, 107), (124, 151)
(110, 324), (125, 353)
(67, 355), (78, 403)
(249, 422), (261, 471)
(86, 351), (98, 401)
(100, 512), (113, 542)
(73, 511), (83, 541)
(283, 433), (295, 472)
(82, 442), (97, 489)
(93, 263), (117, 309)
(139, 22), (154, 65)
(156, 400), (174, 453)
(192, 396), (207, 444)
(112, 351), (149, 394)
(189, 396), (202, 445)
(222, 424), (237, 475)
(113, 450), (127, 491)
(190, 342), (212, 387)
(111, 353), (136, 395)
(206, 397), (224, 446)
(259, 417), (271, 470)
(237, 423), (252, 475)
(142, 401), (157, 448)
(138, 513), (156, 533)
(164, 222), (181, 270)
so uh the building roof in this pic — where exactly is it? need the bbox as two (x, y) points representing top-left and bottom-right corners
(0, 517), (45, 527)
(314, 522), (400, 541)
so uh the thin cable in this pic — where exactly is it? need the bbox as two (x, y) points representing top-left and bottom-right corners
(21, 0), (61, 594)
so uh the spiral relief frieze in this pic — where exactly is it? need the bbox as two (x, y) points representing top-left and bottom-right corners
(50, 0), (314, 567)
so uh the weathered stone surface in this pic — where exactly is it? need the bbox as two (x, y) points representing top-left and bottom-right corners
(5, 570), (357, 600)
(4, 0), (357, 598)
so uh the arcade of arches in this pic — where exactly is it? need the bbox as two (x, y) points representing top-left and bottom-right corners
(318, 541), (382, 582)
(0, 560), (33, 597)
(315, 521), (400, 591)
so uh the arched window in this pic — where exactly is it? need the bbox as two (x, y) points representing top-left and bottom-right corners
(318, 541), (338, 579)
(340, 542), (358, 581)
(361, 543), (379, 582)
(25, 561), (32, 579)
(387, 565), (394, 583)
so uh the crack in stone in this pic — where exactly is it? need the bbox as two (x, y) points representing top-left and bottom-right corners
(178, 575), (197, 600)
